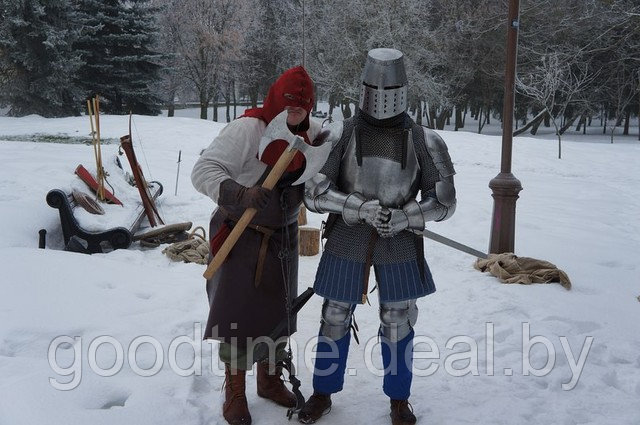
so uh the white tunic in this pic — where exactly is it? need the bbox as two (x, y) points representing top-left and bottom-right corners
(191, 116), (321, 203)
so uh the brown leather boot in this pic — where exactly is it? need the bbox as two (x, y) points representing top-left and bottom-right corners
(223, 364), (251, 425)
(390, 399), (416, 425)
(297, 392), (331, 424)
(256, 360), (297, 408)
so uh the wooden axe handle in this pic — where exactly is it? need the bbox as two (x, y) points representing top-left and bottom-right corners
(203, 147), (299, 280)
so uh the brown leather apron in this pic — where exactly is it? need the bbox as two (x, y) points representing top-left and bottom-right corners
(203, 182), (303, 348)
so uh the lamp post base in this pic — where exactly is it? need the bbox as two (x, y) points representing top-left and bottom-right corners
(489, 172), (522, 254)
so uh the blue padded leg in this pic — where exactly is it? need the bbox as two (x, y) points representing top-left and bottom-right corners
(312, 331), (351, 394)
(381, 329), (414, 400)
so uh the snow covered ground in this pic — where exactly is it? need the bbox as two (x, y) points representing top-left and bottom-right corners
(0, 112), (639, 425)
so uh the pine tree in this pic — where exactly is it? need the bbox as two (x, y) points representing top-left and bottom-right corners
(0, 0), (82, 117)
(74, 0), (162, 115)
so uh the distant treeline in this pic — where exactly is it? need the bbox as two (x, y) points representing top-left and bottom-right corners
(0, 0), (638, 139)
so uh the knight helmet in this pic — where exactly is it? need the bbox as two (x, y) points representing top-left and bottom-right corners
(358, 48), (408, 120)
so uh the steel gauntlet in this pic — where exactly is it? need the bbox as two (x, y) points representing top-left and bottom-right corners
(402, 179), (457, 231)
(304, 173), (377, 226)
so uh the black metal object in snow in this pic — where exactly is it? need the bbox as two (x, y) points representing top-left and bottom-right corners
(38, 229), (47, 249)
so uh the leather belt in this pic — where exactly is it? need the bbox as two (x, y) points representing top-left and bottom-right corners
(246, 223), (274, 287)
(361, 229), (379, 304)
(220, 207), (277, 288)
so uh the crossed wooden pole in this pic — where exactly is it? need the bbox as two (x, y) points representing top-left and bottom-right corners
(86, 95), (106, 201)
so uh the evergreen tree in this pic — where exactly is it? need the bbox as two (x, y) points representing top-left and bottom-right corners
(75, 0), (162, 115)
(0, 0), (82, 117)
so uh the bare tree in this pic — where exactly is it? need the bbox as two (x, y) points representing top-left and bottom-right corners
(517, 52), (596, 158)
(605, 61), (639, 143)
(153, 0), (184, 117)
(146, 0), (639, 136)
(235, 0), (300, 109)
(164, 0), (248, 120)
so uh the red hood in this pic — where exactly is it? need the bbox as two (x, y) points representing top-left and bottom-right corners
(242, 66), (315, 173)
(242, 66), (314, 126)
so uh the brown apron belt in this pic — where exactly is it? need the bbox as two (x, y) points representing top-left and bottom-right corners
(219, 207), (276, 288)
(246, 223), (275, 287)
(361, 228), (379, 304)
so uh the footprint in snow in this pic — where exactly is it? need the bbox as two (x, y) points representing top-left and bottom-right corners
(0, 330), (61, 358)
(493, 327), (514, 343)
(601, 370), (620, 391)
(189, 375), (213, 395)
(607, 353), (633, 365)
(533, 378), (549, 390)
(135, 292), (152, 300)
(97, 281), (116, 290)
(100, 394), (129, 409)
(541, 315), (601, 334)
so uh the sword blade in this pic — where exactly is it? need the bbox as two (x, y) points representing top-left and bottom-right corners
(420, 229), (488, 259)
(174, 150), (181, 196)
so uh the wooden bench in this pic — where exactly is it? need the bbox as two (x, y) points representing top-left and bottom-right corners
(46, 182), (163, 253)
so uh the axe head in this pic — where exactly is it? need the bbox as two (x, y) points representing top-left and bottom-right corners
(258, 110), (332, 186)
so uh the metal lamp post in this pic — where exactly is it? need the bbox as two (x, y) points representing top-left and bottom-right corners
(489, 0), (523, 254)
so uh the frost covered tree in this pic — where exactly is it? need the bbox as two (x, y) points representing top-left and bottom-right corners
(148, 0), (640, 133)
(305, 0), (439, 120)
(417, 0), (504, 131)
(74, 0), (162, 115)
(161, 0), (248, 120)
(237, 0), (300, 107)
(593, 2), (640, 142)
(0, 0), (82, 117)
(514, 0), (639, 139)
(302, 0), (503, 127)
(302, 1), (362, 119)
(233, 1), (275, 108)
(152, 0), (185, 117)
(517, 52), (596, 158)
(602, 57), (639, 143)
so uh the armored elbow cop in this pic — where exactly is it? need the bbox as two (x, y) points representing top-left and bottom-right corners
(304, 173), (353, 214)
(304, 174), (369, 226)
(403, 179), (456, 231)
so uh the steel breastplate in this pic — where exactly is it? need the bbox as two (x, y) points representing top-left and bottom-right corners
(337, 128), (420, 208)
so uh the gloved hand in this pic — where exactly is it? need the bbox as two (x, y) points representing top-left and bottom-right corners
(374, 208), (409, 238)
(219, 179), (272, 210)
(359, 200), (390, 227)
(343, 193), (389, 226)
(241, 186), (272, 210)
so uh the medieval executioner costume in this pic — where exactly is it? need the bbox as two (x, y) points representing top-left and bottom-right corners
(192, 66), (320, 425)
(299, 49), (456, 425)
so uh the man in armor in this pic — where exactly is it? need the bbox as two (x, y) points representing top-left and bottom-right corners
(298, 49), (456, 425)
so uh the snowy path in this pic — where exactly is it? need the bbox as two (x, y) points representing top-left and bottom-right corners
(0, 115), (639, 424)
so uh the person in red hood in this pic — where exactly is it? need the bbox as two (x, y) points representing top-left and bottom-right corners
(191, 66), (321, 425)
